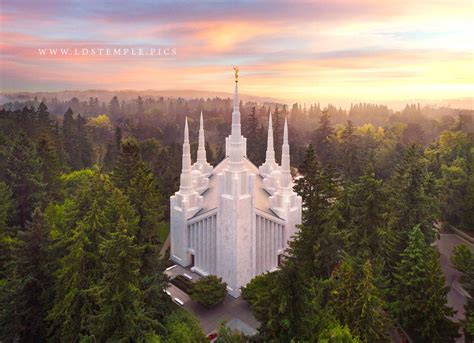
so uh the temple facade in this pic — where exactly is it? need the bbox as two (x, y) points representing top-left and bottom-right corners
(170, 71), (302, 297)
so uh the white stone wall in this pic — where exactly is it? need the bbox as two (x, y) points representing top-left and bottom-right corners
(187, 212), (218, 275)
(255, 211), (285, 274)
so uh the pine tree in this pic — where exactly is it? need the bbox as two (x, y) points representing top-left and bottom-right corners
(109, 96), (121, 119)
(36, 102), (52, 136)
(90, 217), (154, 341)
(0, 208), (52, 341)
(388, 146), (439, 241)
(339, 120), (362, 179)
(390, 225), (459, 342)
(313, 110), (336, 167)
(339, 166), (386, 259)
(47, 200), (108, 341)
(37, 134), (62, 202)
(112, 139), (144, 189)
(244, 106), (264, 165)
(385, 146), (440, 276)
(0, 181), (13, 232)
(6, 133), (46, 227)
(76, 114), (93, 168)
(330, 257), (389, 342)
(292, 145), (342, 278)
(451, 245), (474, 340)
(127, 165), (171, 324)
(103, 126), (122, 172)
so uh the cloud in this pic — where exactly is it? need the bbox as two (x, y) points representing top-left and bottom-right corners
(1, 0), (472, 105)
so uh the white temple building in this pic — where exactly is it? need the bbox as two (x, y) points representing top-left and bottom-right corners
(170, 70), (302, 297)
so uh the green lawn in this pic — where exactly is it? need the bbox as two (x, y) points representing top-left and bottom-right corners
(158, 221), (170, 243)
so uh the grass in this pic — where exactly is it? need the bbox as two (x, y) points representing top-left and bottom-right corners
(158, 221), (170, 243)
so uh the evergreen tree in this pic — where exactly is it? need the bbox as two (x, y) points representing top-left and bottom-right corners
(112, 139), (144, 189)
(37, 134), (62, 202)
(292, 145), (342, 278)
(76, 114), (93, 168)
(388, 146), (439, 241)
(0, 208), (51, 342)
(385, 146), (440, 275)
(313, 110), (336, 167)
(90, 217), (154, 341)
(109, 96), (121, 119)
(62, 108), (93, 170)
(6, 133), (46, 227)
(36, 102), (52, 136)
(0, 182), (14, 280)
(318, 323), (360, 343)
(103, 126), (122, 172)
(390, 226), (459, 342)
(451, 245), (474, 340)
(330, 257), (389, 342)
(0, 181), (13, 230)
(47, 200), (108, 341)
(339, 120), (362, 179)
(339, 166), (386, 259)
(127, 165), (170, 323)
(244, 106), (265, 165)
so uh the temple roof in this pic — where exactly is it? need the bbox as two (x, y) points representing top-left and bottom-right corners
(191, 157), (278, 219)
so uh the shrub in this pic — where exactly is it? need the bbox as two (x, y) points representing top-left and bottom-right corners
(164, 309), (207, 343)
(190, 275), (227, 307)
(170, 275), (193, 294)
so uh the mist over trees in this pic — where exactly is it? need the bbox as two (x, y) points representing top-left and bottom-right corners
(0, 94), (473, 341)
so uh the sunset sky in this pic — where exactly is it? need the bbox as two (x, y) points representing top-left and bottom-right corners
(1, 0), (473, 108)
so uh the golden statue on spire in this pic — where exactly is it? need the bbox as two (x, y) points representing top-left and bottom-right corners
(233, 65), (239, 83)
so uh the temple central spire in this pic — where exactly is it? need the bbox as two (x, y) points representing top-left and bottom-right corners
(226, 66), (247, 167)
(231, 75), (241, 140)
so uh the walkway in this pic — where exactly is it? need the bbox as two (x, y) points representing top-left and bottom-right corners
(434, 233), (473, 323)
(165, 264), (259, 335)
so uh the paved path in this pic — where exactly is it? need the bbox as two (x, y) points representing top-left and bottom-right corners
(434, 233), (473, 323)
(165, 265), (259, 335)
(159, 234), (170, 258)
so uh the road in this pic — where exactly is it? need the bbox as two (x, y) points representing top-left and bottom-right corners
(434, 233), (473, 323)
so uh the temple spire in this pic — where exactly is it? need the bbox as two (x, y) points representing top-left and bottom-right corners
(197, 110), (206, 163)
(179, 117), (193, 192)
(226, 66), (246, 169)
(280, 117), (291, 189)
(265, 112), (275, 162)
(231, 74), (241, 140)
(193, 110), (213, 178)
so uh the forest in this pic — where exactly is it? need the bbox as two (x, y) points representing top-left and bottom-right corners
(0, 94), (473, 342)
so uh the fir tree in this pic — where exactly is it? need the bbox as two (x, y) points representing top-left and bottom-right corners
(0, 208), (52, 342)
(339, 120), (362, 179)
(37, 134), (62, 202)
(127, 165), (170, 324)
(330, 258), (390, 342)
(385, 146), (440, 276)
(292, 145), (343, 278)
(6, 133), (46, 227)
(390, 225), (459, 342)
(339, 166), (386, 259)
(451, 245), (474, 340)
(313, 110), (335, 167)
(47, 200), (108, 341)
(112, 139), (144, 189)
(90, 217), (154, 341)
